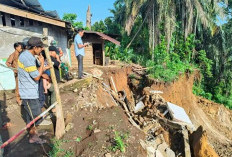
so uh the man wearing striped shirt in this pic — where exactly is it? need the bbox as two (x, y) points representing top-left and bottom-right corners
(18, 37), (47, 144)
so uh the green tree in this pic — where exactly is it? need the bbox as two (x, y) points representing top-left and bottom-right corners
(92, 20), (106, 32)
(62, 13), (83, 28)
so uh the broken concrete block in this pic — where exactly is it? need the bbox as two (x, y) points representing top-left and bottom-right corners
(165, 148), (175, 157)
(65, 123), (74, 132)
(150, 90), (163, 94)
(104, 153), (111, 157)
(134, 101), (145, 113)
(94, 129), (101, 133)
(167, 102), (193, 125)
(147, 146), (156, 157)
(157, 142), (169, 157)
(155, 149), (165, 157)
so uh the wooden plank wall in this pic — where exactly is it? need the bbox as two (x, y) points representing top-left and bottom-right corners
(70, 43), (94, 68)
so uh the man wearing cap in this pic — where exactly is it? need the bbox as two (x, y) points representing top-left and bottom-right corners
(18, 37), (47, 144)
(74, 28), (89, 79)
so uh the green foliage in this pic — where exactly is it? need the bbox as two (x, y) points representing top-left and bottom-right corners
(86, 125), (93, 131)
(195, 50), (213, 77)
(109, 131), (129, 152)
(49, 138), (62, 157)
(49, 138), (74, 157)
(103, 0), (232, 109)
(62, 13), (83, 28)
(75, 137), (82, 143)
(193, 84), (213, 100)
(105, 42), (135, 63)
(92, 20), (106, 32)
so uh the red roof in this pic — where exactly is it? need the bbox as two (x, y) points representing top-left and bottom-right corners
(84, 31), (120, 46)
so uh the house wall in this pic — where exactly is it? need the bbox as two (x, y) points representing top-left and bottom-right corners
(83, 37), (103, 67)
(70, 43), (94, 68)
(0, 12), (68, 59)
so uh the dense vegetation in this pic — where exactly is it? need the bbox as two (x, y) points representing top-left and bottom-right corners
(64, 1), (232, 109)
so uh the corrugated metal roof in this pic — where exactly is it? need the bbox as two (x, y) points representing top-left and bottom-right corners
(23, 0), (44, 12)
(0, 0), (60, 19)
(84, 31), (120, 46)
(45, 10), (60, 19)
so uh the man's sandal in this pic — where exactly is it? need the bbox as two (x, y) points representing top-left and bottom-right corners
(29, 137), (47, 144)
(38, 131), (48, 136)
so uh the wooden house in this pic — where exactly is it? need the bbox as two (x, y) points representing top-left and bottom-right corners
(70, 31), (120, 67)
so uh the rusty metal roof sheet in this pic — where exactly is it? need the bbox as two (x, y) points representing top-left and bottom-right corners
(84, 31), (120, 46)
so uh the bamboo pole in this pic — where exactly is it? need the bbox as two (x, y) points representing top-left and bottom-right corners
(43, 28), (65, 139)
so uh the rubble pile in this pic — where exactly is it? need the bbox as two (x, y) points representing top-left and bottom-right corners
(130, 87), (186, 157)
(75, 81), (99, 110)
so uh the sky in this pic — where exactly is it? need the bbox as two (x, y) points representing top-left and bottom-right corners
(40, 0), (115, 26)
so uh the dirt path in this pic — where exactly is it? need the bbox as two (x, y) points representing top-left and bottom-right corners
(0, 92), (53, 157)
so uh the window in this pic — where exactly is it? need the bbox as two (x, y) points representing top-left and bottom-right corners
(20, 17), (24, 26)
(29, 19), (33, 26)
(10, 15), (15, 27)
(1, 12), (6, 26)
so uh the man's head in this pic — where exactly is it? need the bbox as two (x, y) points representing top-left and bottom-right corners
(27, 37), (47, 55)
(14, 42), (22, 53)
(49, 46), (59, 58)
(77, 28), (84, 37)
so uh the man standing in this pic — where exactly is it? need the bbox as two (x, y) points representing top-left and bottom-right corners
(6, 42), (23, 105)
(74, 28), (89, 79)
(18, 37), (47, 144)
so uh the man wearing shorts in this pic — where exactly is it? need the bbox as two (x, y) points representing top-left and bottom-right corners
(18, 37), (47, 144)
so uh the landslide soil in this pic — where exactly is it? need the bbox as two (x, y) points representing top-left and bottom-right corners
(62, 65), (232, 157)
(148, 71), (232, 156)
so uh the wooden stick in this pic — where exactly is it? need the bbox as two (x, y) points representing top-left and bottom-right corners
(107, 88), (141, 130)
(110, 76), (117, 93)
(43, 28), (65, 139)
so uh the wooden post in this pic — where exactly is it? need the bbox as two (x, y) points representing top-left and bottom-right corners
(43, 28), (65, 139)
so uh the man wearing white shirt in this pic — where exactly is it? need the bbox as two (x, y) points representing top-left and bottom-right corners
(74, 28), (89, 79)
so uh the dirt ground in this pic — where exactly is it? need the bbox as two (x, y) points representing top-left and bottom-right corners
(0, 92), (52, 157)
(0, 64), (232, 157)
(60, 106), (146, 157)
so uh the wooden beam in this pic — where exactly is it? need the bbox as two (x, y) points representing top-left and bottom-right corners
(102, 42), (105, 66)
(0, 13), (3, 27)
(4, 13), (11, 27)
(43, 28), (65, 139)
(14, 16), (20, 27)
(0, 4), (66, 28)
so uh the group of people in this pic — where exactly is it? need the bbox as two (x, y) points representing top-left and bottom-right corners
(6, 37), (63, 144)
(4, 27), (87, 144)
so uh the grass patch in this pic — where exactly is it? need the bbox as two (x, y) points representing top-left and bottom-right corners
(109, 131), (129, 153)
(49, 138), (74, 157)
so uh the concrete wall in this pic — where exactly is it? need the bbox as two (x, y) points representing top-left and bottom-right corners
(0, 59), (15, 90)
(0, 13), (68, 59)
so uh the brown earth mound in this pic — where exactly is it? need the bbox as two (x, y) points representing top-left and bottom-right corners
(190, 126), (219, 157)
